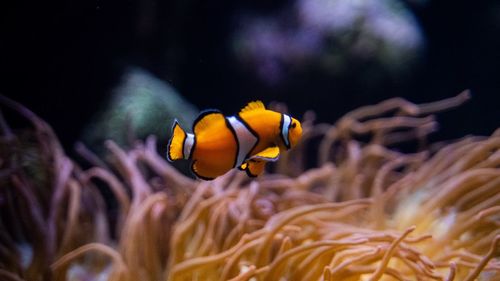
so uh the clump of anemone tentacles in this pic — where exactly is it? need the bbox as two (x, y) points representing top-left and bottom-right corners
(0, 91), (499, 281)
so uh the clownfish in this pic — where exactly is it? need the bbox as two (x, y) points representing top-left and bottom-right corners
(167, 101), (302, 180)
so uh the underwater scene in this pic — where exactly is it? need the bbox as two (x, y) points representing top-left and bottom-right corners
(1, 0), (499, 280)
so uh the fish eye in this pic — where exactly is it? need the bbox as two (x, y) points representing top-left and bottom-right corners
(290, 122), (296, 129)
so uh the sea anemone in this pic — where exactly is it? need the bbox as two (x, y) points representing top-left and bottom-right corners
(0, 91), (498, 281)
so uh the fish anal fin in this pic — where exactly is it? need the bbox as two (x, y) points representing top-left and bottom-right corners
(191, 160), (215, 181)
(245, 159), (266, 177)
(167, 120), (186, 161)
(192, 109), (225, 135)
(240, 100), (266, 114)
(250, 146), (280, 162)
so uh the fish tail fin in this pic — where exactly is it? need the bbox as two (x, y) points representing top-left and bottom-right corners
(167, 119), (187, 161)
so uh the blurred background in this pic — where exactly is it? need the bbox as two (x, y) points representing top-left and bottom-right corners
(1, 0), (499, 154)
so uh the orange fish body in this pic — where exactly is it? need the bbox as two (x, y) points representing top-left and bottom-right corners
(167, 101), (302, 180)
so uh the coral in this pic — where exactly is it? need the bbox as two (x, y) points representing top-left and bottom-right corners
(0, 91), (499, 281)
(82, 67), (199, 154)
(232, 0), (423, 84)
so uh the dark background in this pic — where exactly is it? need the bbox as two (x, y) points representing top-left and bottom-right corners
(1, 0), (499, 152)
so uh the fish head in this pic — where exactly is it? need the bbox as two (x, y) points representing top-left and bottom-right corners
(288, 117), (303, 148)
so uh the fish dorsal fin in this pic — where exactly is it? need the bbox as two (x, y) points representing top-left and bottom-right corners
(240, 100), (266, 114)
(250, 146), (280, 162)
(192, 109), (225, 135)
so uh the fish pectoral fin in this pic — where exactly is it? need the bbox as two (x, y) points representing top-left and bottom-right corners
(192, 109), (225, 135)
(250, 146), (280, 162)
(238, 162), (248, 171)
(240, 100), (266, 113)
(243, 145), (280, 177)
(245, 159), (267, 177)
